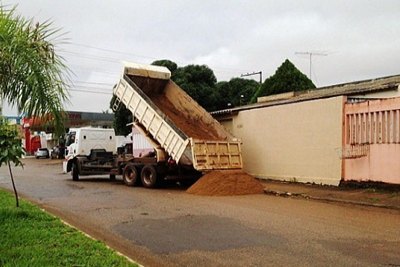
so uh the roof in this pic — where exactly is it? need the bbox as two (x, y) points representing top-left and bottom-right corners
(212, 74), (400, 116)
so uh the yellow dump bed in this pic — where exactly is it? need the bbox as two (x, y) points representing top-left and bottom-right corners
(113, 63), (242, 171)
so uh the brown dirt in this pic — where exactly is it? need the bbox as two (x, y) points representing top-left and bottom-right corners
(187, 170), (265, 196)
(151, 93), (221, 140)
(128, 74), (222, 140)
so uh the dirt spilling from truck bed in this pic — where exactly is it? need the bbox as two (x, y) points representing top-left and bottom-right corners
(151, 93), (221, 141)
(187, 170), (265, 196)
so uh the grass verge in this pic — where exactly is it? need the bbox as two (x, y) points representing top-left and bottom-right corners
(0, 189), (138, 267)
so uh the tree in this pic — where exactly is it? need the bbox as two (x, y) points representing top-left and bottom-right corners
(0, 6), (69, 135)
(215, 78), (260, 110)
(151, 59), (178, 78)
(152, 61), (219, 111)
(0, 117), (25, 207)
(110, 95), (132, 136)
(251, 59), (315, 102)
(173, 64), (218, 111)
(0, 6), (68, 207)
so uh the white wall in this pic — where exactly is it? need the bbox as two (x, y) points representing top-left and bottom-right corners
(230, 96), (344, 186)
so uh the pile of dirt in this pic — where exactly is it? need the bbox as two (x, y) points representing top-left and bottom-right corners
(187, 170), (265, 196)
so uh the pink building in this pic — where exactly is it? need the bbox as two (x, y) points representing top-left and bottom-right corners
(343, 97), (400, 184)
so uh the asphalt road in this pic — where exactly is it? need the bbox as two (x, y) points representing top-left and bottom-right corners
(1, 159), (399, 267)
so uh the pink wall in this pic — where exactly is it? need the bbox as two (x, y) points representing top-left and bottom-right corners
(344, 144), (400, 184)
(343, 98), (400, 184)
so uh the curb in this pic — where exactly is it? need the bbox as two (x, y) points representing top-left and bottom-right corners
(263, 189), (400, 211)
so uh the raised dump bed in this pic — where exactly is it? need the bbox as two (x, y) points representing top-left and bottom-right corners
(113, 63), (242, 171)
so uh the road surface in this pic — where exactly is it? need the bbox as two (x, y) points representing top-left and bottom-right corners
(1, 159), (399, 266)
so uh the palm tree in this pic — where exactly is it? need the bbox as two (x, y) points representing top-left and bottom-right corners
(0, 5), (69, 207)
(0, 5), (69, 134)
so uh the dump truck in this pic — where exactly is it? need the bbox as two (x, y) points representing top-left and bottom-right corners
(63, 125), (197, 187)
(111, 62), (243, 187)
(65, 62), (243, 188)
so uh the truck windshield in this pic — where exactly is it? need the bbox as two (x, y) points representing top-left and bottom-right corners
(65, 132), (76, 146)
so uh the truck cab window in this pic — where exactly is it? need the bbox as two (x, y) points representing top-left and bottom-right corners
(65, 132), (76, 146)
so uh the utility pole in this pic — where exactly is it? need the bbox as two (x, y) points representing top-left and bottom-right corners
(241, 71), (263, 84)
(295, 51), (327, 81)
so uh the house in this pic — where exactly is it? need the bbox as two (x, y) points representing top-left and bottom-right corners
(212, 75), (400, 186)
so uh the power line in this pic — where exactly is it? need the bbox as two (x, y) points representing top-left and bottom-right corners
(68, 88), (112, 95)
(60, 50), (122, 64)
(63, 44), (252, 74)
(72, 81), (114, 86)
(70, 86), (112, 92)
(67, 65), (120, 77)
(60, 43), (262, 79)
(68, 42), (158, 60)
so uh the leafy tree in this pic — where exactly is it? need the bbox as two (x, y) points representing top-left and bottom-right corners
(0, 6), (69, 135)
(0, 5), (68, 207)
(0, 117), (24, 207)
(251, 59), (315, 102)
(151, 59), (178, 78)
(214, 81), (230, 109)
(110, 95), (132, 136)
(173, 64), (218, 111)
(215, 78), (260, 109)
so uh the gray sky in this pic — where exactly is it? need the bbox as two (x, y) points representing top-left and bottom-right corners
(2, 0), (400, 115)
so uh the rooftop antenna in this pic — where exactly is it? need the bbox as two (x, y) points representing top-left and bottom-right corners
(295, 51), (327, 81)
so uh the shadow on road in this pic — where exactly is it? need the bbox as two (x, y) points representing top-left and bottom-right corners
(68, 177), (194, 192)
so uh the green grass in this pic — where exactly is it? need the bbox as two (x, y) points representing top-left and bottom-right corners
(0, 189), (138, 267)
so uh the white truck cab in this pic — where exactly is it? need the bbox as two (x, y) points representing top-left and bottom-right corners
(63, 127), (117, 175)
(65, 128), (116, 158)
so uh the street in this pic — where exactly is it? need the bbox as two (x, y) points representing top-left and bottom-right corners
(1, 159), (399, 267)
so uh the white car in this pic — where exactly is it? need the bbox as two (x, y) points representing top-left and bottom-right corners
(35, 148), (50, 159)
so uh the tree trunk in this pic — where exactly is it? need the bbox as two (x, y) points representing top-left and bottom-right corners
(8, 162), (19, 208)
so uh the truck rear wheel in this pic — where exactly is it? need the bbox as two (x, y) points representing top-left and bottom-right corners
(71, 162), (79, 181)
(141, 164), (157, 188)
(123, 164), (138, 186)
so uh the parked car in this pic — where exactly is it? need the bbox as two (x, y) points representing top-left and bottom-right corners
(51, 146), (65, 159)
(35, 148), (50, 159)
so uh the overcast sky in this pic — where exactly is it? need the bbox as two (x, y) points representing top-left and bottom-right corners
(2, 0), (400, 115)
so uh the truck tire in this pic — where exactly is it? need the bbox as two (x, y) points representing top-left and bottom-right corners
(123, 164), (138, 186)
(72, 162), (79, 181)
(141, 164), (157, 188)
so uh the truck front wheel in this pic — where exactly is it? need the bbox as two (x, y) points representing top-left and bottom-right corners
(141, 164), (157, 188)
(123, 164), (138, 186)
(71, 162), (79, 181)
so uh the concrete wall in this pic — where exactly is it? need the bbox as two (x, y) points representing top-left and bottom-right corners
(344, 144), (400, 184)
(230, 96), (344, 186)
(343, 98), (400, 184)
(219, 119), (234, 135)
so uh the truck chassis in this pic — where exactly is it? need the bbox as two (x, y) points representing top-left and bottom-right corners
(67, 149), (200, 188)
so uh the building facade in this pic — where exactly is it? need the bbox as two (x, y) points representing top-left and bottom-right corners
(213, 75), (400, 185)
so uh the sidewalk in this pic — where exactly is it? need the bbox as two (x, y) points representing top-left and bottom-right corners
(260, 179), (400, 210)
